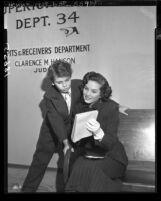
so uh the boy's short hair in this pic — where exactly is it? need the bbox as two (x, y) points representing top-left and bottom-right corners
(48, 60), (72, 82)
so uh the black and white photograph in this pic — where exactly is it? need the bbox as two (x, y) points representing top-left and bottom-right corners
(4, 0), (156, 194)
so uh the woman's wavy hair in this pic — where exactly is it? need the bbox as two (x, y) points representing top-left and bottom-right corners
(81, 71), (112, 101)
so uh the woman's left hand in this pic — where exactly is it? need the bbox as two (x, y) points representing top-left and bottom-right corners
(86, 119), (100, 134)
(86, 119), (104, 141)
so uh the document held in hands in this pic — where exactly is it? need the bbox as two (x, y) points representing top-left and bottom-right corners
(71, 110), (99, 143)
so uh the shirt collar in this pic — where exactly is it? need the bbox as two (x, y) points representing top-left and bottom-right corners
(61, 88), (71, 96)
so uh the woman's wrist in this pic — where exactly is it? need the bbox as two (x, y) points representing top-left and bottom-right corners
(93, 128), (104, 141)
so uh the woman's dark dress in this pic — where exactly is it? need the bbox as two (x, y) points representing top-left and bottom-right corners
(65, 99), (128, 192)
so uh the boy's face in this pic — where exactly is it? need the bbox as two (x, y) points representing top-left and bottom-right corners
(54, 76), (71, 93)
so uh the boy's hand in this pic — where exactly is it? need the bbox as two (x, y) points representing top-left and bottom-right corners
(63, 139), (70, 155)
(63, 144), (70, 155)
(119, 105), (129, 116)
(62, 139), (74, 155)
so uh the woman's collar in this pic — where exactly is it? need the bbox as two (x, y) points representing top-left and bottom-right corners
(88, 99), (103, 110)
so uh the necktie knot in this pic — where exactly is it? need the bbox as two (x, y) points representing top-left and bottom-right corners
(63, 91), (71, 96)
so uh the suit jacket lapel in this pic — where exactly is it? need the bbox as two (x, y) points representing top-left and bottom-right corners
(50, 86), (69, 117)
(45, 80), (81, 117)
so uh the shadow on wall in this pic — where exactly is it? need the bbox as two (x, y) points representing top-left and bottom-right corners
(39, 71), (51, 119)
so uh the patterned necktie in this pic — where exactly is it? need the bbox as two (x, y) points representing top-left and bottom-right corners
(64, 91), (71, 114)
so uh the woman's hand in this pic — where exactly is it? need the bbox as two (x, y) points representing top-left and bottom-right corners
(86, 119), (104, 141)
(86, 119), (100, 134)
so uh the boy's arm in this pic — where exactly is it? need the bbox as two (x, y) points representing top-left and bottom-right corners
(45, 98), (68, 143)
(119, 105), (129, 116)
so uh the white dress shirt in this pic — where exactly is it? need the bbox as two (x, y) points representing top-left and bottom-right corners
(61, 88), (71, 114)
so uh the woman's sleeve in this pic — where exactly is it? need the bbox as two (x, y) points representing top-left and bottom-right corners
(45, 98), (68, 143)
(95, 104), (119, 150)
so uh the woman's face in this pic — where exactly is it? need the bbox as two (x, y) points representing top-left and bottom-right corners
(83, 80), (101, 104)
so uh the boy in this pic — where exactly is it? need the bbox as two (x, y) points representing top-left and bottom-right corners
(21, 60), (82, 192)
(21, 60), (128, 192)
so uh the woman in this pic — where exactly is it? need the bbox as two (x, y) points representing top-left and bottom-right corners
(65, 72), (128, 192)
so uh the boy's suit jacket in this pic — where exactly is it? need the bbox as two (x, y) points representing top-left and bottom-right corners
(40, 79), (82, 144)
